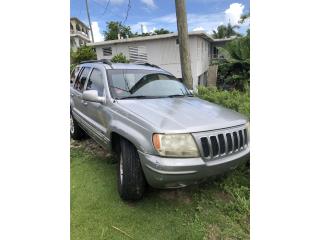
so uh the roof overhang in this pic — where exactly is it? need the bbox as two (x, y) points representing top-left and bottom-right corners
(88, 31), (223, 47)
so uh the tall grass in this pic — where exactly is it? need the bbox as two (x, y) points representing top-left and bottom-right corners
(197, 86), (250, 118)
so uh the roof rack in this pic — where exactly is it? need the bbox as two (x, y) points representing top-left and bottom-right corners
(80, 59), (113, 68)
(137, 62), (161, 69)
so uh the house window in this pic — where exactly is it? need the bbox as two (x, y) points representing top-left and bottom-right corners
(128, 46), (148, 63)
(70, 24), (73, 30)
(103, 47), (112, 56)
(213, 46), (219, 58)
(76, 24), (81, 31)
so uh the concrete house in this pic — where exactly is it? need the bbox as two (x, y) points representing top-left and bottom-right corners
(88, 31), (232, 89)
(70, 17), (91, 51)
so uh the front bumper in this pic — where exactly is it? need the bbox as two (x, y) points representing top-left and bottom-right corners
(138, 148), (249, 189)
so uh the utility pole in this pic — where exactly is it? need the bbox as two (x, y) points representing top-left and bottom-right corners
(85, 0), (95, 43)
(175, 0), (193, 89)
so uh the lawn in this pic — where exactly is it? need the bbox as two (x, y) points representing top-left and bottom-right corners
(71, 138), (250, 240)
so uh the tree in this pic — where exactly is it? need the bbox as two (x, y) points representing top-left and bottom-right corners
(239, 13), (250, 24)
(153, 28), (171, 35)
(215, 34), (250, 91)
(111, 53), (129, 63)
(70, 45), (97, 64)
(132, 28), (171, 38)
(104, 21), (133, 40)
(212, 23), (241, 39)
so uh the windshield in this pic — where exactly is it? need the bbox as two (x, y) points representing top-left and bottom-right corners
(107, 69), (192, 99)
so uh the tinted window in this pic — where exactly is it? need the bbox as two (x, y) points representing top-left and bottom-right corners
(70, 66), (80, 84)
(86, 69), (104, 96)
(74, 67), (91, 92)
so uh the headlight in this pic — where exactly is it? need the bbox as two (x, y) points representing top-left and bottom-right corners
(152, 133), (199, 157)
(245, 122), (250, 135)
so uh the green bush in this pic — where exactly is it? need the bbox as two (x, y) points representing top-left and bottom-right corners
(197, 86), (250, 118)
(71, 45), (97, 64)
(111, 53), (129, 63)
(213, 34), (250, 91)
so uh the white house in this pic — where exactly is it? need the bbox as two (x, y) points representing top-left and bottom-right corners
(70, 17), (91, 51)
(88, 31), (232, 89)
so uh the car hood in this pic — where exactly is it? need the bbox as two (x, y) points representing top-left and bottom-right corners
(117, 97), (248, 133)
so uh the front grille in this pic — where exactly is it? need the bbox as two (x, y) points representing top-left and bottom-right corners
(196, 125), (249, 160)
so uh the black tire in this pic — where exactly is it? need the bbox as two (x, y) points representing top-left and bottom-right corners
(117, 138), (146, 201)
(70, 112), (85, 140)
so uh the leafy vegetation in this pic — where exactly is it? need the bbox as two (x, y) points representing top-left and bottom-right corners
(104, 21), (133, 40)
(70, 45), (97, 64)
(212, 14), (250, 91)
(103, 21), (171, 40)
(212, 23), (241, 39)
(197, 86), (250, 118)
(111, 53), (129, 63)
(71, 139), (249, 240)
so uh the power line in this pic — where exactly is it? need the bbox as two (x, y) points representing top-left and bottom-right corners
(99, 0), (111, 18)
(122, 0), (131, 24)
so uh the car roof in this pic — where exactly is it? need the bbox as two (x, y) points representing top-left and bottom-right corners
(78, 62), (168, 73)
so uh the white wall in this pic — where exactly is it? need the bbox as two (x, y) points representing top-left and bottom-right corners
(95, 36), (211, 89)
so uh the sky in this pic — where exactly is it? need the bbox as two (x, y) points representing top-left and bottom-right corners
(70, 0), (250, 42)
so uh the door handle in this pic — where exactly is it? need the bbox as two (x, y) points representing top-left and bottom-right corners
(71, 93), (74, 97)
(82, 101), (88, 106)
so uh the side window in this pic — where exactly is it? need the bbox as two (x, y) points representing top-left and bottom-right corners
(70, 66), (80, 84)
(86, 69), (104, 96)
(74, 67), (91, 92)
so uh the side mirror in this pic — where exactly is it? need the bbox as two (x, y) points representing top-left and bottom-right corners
(82, 90), (105, 104)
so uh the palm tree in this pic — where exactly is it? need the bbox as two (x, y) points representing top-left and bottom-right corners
(212, 23), (241, 39)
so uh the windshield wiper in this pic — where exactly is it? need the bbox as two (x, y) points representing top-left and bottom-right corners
(118, 95), (160, 100)
(166, 94), (186, 98)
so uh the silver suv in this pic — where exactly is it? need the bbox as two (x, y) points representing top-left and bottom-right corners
(70, 60), (249, 200)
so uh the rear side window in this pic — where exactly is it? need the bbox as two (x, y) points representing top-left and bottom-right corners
(70, 66), (80, 84)
(74, 67), (91, 92)
(86, 69), (104, 96)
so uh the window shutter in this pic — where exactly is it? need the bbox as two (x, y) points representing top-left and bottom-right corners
(128, 46), (148, 63)
(102, 47), (112, 56)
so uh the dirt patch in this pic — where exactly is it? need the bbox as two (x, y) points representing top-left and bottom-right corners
(158, 189), (192, 204)
(214, 191), (233, 203)
(205, 224), (222, 240)
(71, 138), (111, 158)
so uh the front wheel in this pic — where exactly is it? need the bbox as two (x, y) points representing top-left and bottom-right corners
(117, 138), (146, 201)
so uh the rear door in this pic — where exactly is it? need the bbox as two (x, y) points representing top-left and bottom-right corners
(81, 67), (109, 143)
(71, 66), (92, 124)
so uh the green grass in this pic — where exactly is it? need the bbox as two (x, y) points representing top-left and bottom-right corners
(71, 141), (250, 240)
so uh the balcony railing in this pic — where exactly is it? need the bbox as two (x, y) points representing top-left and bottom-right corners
(70, 30), (89, 38)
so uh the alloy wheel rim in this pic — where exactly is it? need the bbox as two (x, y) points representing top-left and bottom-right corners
(119, 154), (123, 184)
(70, 115), (75, 134)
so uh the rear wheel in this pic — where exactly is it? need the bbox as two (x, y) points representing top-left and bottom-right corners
(117, 138), (146, 201)
(70, 113), (85, 140)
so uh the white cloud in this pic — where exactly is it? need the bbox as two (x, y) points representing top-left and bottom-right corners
(140, 0), (157, 9)
(142, 24), (148, 33)
(193, 26), (204, 31)
(225, 3), (244, 25)
(91, 21), (104, 42)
